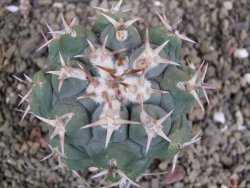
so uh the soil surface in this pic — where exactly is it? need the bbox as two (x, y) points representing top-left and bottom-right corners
(0, 0), (250, 188)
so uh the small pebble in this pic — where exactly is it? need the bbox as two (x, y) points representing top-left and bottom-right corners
(243, 73), (250, 84)
(154, 1), (162, 7)
(173, 182), (184, 188)
(158, 161), (168, 171)
(65, 11), (76, 22)
(34, 57), (46, 69)
(213, 111), (226, 124)
(151, 178), (159, 188)
(235, 111), (246, 130)
(221, 155), (233, 167)
(53, 2), (64, 9)
(234, 48), (249, 59)
(164, 165), (186, 185)
(233, 164), (245, 173)
(223, 1), (233, 10)
(189, 170), (199, 183)
(245, 152), (250, 162)
(5, 5), (19, 13)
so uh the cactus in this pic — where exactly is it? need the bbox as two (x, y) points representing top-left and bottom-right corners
(15, 0), (217, 187)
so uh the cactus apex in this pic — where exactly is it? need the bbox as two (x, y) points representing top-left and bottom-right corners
(75, 36), (125, 77)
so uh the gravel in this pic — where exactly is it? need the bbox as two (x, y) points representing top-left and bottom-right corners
(0, 0), (250, 187)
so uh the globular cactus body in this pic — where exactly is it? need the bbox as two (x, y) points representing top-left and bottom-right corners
(15, 1), (216, 187)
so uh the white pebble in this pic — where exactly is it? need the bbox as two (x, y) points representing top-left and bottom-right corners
(244, 73), (250, 84)
(234, 48), (249, 59)
(235, 111), (246, 131)
(223, 1), (233, 10)
(154, 1), (162, 7)
(5, 5), (19, 12)
(240, 73), (250, 87)
(237, 124), (246, 131)
(53, 2), (64, 9)
(213, 111), (225, 124)
(5, 96), (10, 104)
(235, 111), (243, 126)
